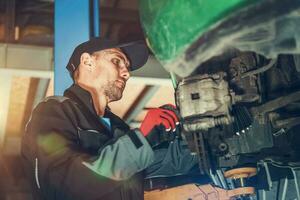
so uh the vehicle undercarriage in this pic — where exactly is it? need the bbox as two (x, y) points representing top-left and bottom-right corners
(140, 0), (300, 198)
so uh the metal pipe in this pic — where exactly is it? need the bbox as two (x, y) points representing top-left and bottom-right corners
(93, 0), (100, 37)
(240, 178), (245, 187)
(280, 178), (288, 200)
(251, 91), (300, 117)
(209, 169), (219, 186)
(274, 117), (300, 129)
(170, 72), (177, 89)
(263, 161), (273, 190)
(241, 59), (277, 78)
(216, 169), (228, 189)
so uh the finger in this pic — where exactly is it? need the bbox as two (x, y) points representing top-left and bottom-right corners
(162, 109), (179, 125)
(159, 118), (172, 132)
(160, 113), (176, 131)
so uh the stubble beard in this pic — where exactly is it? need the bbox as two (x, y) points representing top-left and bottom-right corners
(103, 81), (123, 101)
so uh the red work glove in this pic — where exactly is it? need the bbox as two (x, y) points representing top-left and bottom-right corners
(140, 104), (180, 147)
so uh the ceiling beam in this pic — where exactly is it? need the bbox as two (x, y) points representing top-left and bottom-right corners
(0, 43), (53, 71)
(0, 68), (53, 78)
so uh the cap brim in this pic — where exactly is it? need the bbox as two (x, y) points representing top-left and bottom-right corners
(118, 41), (149, 71)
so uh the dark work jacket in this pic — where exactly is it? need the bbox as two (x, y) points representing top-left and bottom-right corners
(21, 84), (154, 200)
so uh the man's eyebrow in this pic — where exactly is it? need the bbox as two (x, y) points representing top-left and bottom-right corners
(105, 50), (130, 67)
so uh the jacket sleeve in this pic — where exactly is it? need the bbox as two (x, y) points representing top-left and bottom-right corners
(83, 129), (154, 180)
(21, 99), (154, 200)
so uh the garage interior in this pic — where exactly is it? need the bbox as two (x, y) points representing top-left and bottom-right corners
(0, 0), (175, 199)
(1, 0), (300, 199)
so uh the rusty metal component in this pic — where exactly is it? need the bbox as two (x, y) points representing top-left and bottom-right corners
(177, 72), (234, 131)
(229, 52), (261, 103)
(241, 59), (277, 78)
(193, 132), (211, 175)
(229, 53), (257, 78)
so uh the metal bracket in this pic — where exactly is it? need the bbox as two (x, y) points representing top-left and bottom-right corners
(251, 91), (300, 124)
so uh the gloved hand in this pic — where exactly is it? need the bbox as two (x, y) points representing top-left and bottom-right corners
(140, 104), (180, 147)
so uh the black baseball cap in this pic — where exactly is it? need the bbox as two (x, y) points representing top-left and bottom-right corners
(66, 37), (149, 76)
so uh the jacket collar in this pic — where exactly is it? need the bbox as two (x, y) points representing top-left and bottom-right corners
(63, 84), (130, 131)
(64, 84), (97, 117)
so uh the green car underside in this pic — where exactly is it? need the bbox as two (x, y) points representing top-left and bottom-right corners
(139, 0), (258, 64)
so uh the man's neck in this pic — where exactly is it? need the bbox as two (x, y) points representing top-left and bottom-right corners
(90, 90), (108, 117)
(77, 84), (108, 117)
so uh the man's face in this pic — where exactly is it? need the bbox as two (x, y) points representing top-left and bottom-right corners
(92, 48), (130, 101)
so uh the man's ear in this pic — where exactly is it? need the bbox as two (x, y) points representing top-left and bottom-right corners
(80, 52), (93, 69)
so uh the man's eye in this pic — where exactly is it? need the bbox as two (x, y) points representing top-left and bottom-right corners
(111, 58), (120, 65)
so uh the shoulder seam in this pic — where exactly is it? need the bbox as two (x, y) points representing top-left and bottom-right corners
(42, 96), (70, 103)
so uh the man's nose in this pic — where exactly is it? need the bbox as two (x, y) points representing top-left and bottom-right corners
(120, 67), (130, 80)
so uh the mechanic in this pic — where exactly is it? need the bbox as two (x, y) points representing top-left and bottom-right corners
(21, 37), (181, 200)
